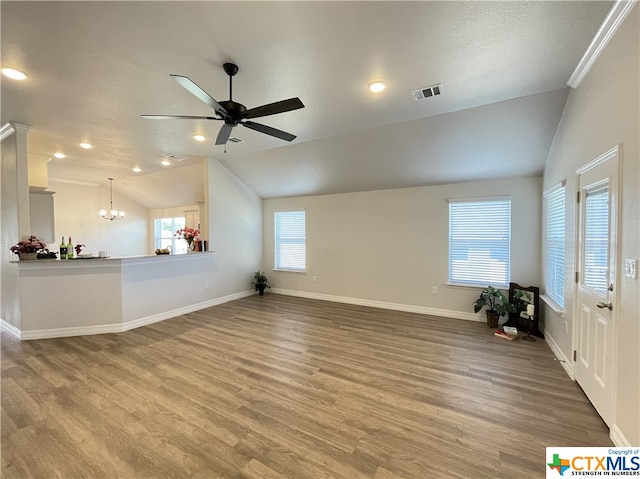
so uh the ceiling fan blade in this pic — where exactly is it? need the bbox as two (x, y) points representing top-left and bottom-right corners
(170, 74), (229, 119)
(243, 98), (305, 119)
(141, 114), (220, 120)
(242, 121), (297, 142)
(216, 124), (234, 145)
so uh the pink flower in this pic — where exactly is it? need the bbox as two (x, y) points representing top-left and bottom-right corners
(10, 235), (47, 254)
(175, 227), (200, 242)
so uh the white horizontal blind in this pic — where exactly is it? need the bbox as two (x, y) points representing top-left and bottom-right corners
(544, 184), (565, 308)
(583, 186), (609, 295)
(274, 210), (306, 271)
(448, 198), (511, 287)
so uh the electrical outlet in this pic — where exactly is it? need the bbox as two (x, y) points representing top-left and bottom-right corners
(625, 258), (638, 279)
(432, 286), (438, 294)
(312, 275), (317, 282)
(204, 281), (209, 289)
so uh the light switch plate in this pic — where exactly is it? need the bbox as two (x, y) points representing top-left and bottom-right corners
(625, 258), (637, 279)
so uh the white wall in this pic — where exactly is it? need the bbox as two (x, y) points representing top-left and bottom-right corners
(1, 132), (21, 328)
(49, 180), (149, 257)
(263, 177), (542, 319)
(542, 6), (639, 445)
(205, 159), (263, 296)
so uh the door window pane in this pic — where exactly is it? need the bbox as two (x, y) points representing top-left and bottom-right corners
(583, 187), (608, 295)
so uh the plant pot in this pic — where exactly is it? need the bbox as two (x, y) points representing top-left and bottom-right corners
(486, 310), (500, 329)
(257, 284), (267, 296)
(18, 252), (38, 261)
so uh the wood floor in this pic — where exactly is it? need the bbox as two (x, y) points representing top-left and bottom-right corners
(1, 294), (611, 478)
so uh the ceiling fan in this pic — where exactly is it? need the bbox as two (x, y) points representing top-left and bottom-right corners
(141, 62), (304, 146)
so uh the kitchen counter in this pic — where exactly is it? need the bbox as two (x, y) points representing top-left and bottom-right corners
(8, 251), (228, 340)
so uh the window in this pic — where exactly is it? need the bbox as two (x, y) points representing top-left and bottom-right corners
(154, 217), (187, 254)
(448, 197), (511, 287)
(583, 185), (609, 295)
(274, 210), (306, 271)
(544, 183), (566, 309)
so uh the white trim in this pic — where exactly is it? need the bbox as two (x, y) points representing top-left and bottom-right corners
(610, 424), (632, 447)
(9, 290), (253, 340)
(122, 290), (252, 332)
(544, 328), (574, 379)
(271, 288), (482, 322)
(1, 318), (22, 338)
(0, 122), (16, 141)
(20, 323), (122, 341)
(567, 0), (638, 88)
(576, 145), (620, 175)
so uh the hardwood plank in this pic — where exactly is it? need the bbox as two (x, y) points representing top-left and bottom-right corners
(1, 294), (611, 478)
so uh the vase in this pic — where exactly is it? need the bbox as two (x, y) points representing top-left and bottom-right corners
(186, 240), (195, 253)
(18, 252), (37, 261)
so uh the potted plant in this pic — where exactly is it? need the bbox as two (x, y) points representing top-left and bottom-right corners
(473, 285), (515, 328)
(253, 271), (270, 296)
(10, 235), (47, 260)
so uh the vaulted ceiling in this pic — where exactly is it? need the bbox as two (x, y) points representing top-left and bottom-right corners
(1, 1), (612, 205)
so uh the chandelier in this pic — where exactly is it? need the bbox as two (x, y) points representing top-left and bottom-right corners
(99, 178), (125, 221)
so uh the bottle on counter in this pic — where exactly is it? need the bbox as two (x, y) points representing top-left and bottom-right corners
(67, 236), (74, 259)
(59, 236), (67, 260)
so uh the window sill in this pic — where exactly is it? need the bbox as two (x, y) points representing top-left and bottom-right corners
(273, 268), (306, 273)
(541, 294), (564, 316)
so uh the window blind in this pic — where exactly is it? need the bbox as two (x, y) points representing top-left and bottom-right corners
(274, 210), (306, 271)
(583, 187), (609, 295)
(544, 184), (565, 308)
(448, 198), (511, 287)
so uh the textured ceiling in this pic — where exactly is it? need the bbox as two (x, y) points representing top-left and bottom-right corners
(1, 1), (612, 203)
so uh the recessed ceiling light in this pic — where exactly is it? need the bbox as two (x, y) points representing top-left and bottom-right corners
(79, 142), (93, 149)
(161, 160), (171, 166)
(2, 67), (28, 80)
(132, 167), (142, 173)
(368, 81), (386, 93)
(53, 152), (66, 159)
(193, 134), (206, 142)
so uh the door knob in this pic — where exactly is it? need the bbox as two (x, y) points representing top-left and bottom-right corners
(596, 301), (613, 311)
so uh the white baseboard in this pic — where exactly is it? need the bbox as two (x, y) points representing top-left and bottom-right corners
(1, 318), (22, 338)
(544, 328), (574, 379)
(271, 288), (482, 322)
(610, 424), (632, 447)
(11, 290), (254, 340)
(122, 290), (254, 332)
(20, 323), (122, 340)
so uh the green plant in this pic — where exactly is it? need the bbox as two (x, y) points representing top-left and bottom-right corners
(473, 286), (516, 317)
(253, 271), (270, 291)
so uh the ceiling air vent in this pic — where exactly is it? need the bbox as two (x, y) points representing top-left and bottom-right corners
(411, 83), (442, 101)
(228, 137), (243, 143)
(164, 154), (185, 162)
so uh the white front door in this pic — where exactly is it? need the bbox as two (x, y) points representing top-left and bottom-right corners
(575, 146), (619, 427)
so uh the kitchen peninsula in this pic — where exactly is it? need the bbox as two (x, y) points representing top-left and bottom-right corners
(9, 252), (222, 340)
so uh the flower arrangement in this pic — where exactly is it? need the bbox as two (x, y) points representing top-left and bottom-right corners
(10, 235), (48, 254)
(176, 227), (200, 252)
(175, 227), (200, 242)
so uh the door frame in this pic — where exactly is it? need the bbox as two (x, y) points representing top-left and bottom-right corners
(573, 144), (621, 425)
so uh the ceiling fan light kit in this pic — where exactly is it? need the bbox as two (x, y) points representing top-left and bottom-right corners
(142, 62), (305, 146)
